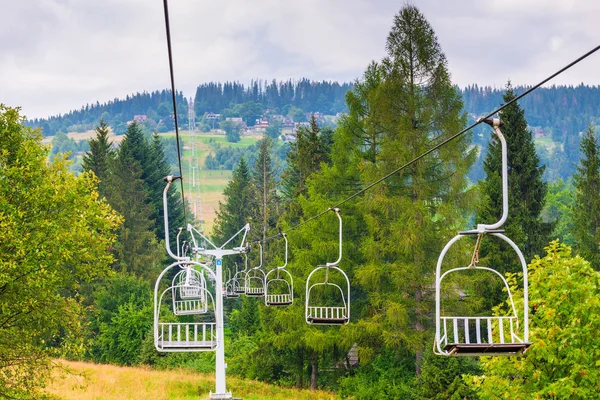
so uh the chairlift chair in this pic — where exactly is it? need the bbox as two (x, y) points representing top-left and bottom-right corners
(264, 233), (294, 306)
(155, 261), (219, 352)
(434, 118), (531, 357)
(154, 177), (220, 352)
(171, 266), (208, 314)
(305, 208), (350, 325)
(245, 243), (266, 297)
(224, 268), (240, 299)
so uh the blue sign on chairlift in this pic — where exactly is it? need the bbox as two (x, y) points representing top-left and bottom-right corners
(216, 259), (222, 267)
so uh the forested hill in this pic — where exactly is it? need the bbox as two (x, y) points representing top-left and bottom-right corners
(27, 83), (600, 142)
(461, 84), (600, 141)
(25, 79), (353, 137)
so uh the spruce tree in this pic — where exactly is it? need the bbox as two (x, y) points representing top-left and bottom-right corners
(149, 133), (184, 241)
(105, 144), (165, 280)
(252, 137), (279, 244)
(572, 126), (600, 268)
(213, 157), (255, 244)
(281, 115), (330, 203)
(82, 120), (114, 196)
(477, 82), (550, 275)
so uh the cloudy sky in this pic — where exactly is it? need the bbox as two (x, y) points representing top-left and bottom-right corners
(1, 0), (598, 119)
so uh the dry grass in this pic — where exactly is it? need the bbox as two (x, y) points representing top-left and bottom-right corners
(45, 360), (336, 400)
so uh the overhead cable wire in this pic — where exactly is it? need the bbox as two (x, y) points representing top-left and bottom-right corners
(162, 0), (187, 221)
(258, 44), (600, 243)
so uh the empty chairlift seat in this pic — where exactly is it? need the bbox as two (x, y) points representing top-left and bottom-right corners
(264, 233), (294, 307)
(434, 117), (531, 357)
(155, 261), (220, 352)
(305, 208), (350, 326)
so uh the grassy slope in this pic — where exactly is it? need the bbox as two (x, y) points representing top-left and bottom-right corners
(174, 131), (261, 234)
(45, 360), (336, 400)
(57, 129), (261, 234)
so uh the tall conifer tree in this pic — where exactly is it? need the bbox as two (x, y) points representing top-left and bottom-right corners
(572, 126), (600, 268)
(477, 83), (550, 275)
(340, 5), (475, 374)
(252, 137), (279, 244)
(82, 120), (114, 195)
(213, 157), (255, 244)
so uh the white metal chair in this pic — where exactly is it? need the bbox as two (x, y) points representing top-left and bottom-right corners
(171, 266), (208, 315)
(265, 233), (294, 306)
(305, 208), (350, 325)
(245, 243), (266, 297)
(434, 118), (531, 356)
(155, 261), (219, 352)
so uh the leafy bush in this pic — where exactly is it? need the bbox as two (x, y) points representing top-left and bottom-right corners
(469, 241), (600, 398)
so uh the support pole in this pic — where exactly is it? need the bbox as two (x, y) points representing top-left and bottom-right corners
(211, 257), (230, 399)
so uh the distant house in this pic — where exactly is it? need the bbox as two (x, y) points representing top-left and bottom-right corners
(205, 112), (221, 120)
(133, 115), (147, 123)
(254, 117), (269, 131)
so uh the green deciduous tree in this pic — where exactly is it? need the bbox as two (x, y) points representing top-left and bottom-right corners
(0, 105), (121, 397)
(541, 178), (575, 245)
(572, 126), (600, 268)
(469, 241), (600, 399)
(220, 120), (242, 143)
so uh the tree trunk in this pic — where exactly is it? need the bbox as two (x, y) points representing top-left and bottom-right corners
(310, 358), (318, 391)
(297, 374), (303, 388)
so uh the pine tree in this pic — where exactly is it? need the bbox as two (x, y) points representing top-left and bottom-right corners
(252, 137), (279, 244)
(105, 146), (165, 280)
(149, 133), (184, 241)
(281, 115), (330, 203)
(572, 126), (600, 268)
(213, 157), (255, 244)
(477, 82), (550, 276)
(82, 120), (114, 195)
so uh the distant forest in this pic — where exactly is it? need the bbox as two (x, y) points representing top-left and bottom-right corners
(26, 79), (352, 137)
(26, 81), (600, 181)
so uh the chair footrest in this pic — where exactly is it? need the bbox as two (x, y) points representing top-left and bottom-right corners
(443, 342), (531, 355)
(308, 317), (348, 325)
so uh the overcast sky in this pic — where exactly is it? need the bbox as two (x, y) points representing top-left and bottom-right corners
(1, 0), (599, 119)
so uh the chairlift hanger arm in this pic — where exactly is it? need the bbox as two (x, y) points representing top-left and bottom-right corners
(477, 118), (508, 231)
(219, 223), (250, 250)
(326, 208), (342, 267)
(176, 227), (183, 258)
(276, 233), (288, 270)
(163, 176), (188, 261)
(187, 223), (218, 250)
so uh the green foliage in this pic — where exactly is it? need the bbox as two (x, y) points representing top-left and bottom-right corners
(541, 178), (575, 245)
(0, 105), (121, 397)
(252, 137), (279, 243)
(213, 157), (255, 244)
(338, 348), (416, 399)
(82, 120), (114, 195)
(220, 119), (242, 143)
(281, 115), (331, 203)
(415, 347), (480, 399)
(469, 241), (600, 399)
(266, 120), (282, 139)
(344, 4), (475, 370)
(572, 126), (600, 268)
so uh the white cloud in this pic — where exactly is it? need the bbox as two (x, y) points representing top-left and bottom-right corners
(1, 0), (599, 119)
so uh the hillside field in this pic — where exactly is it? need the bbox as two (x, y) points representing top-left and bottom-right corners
(45, 360), (336, 400)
